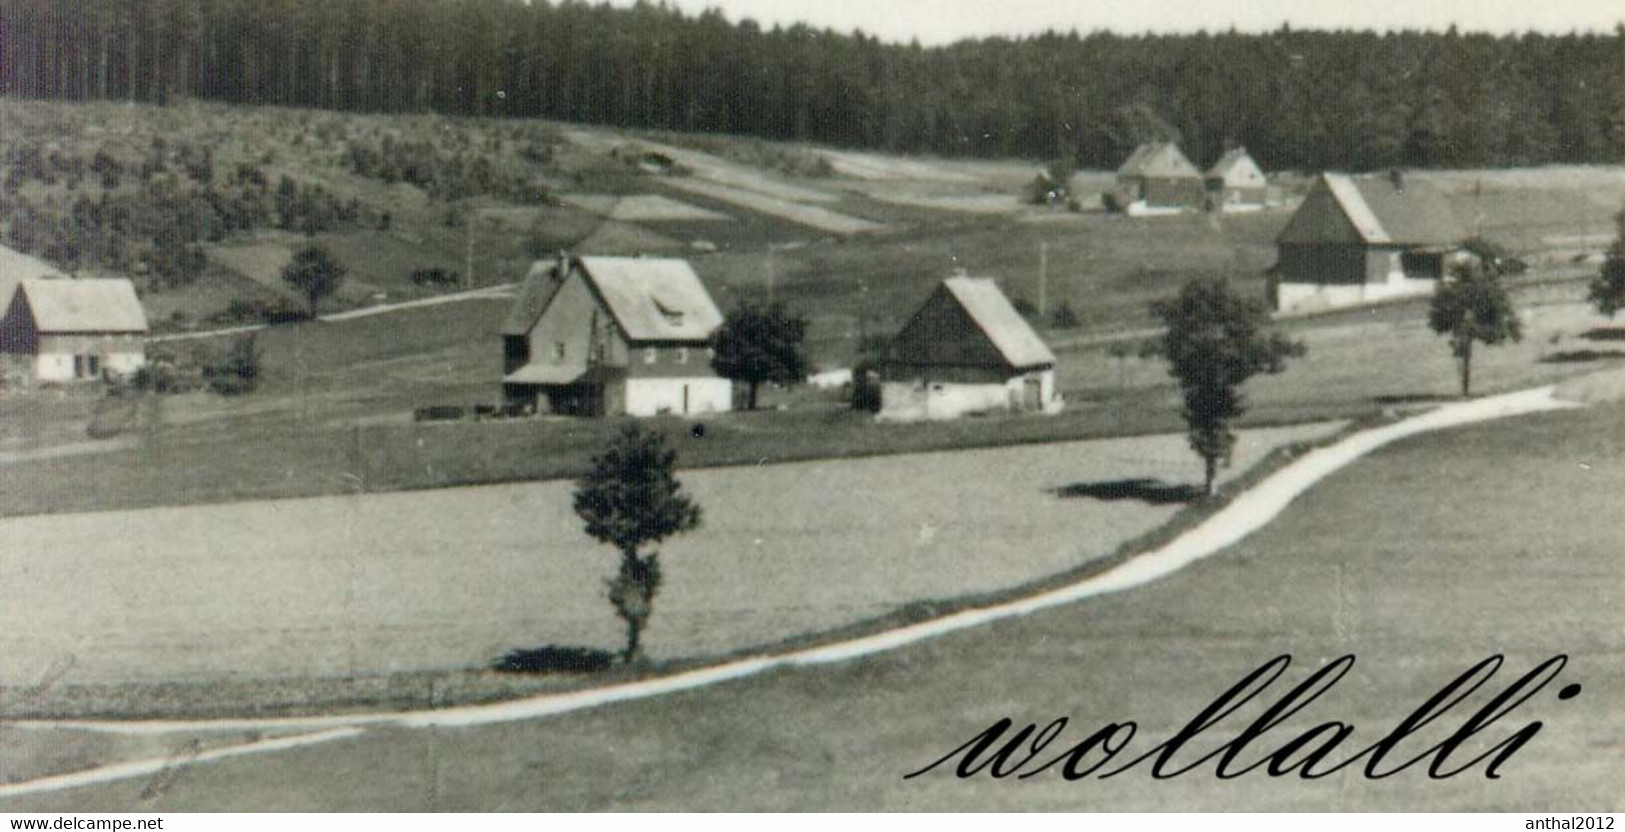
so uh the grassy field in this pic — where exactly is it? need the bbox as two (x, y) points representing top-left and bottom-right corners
(0, 422), (1335, 694)
(4, 396), (1618, 809)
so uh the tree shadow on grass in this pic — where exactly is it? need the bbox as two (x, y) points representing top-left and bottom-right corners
(1372, 393), (1457, 405)
(1053, 478), (1202, 505)
(1578, 327), (1625, 342)
(1540, 348), (1625, 364)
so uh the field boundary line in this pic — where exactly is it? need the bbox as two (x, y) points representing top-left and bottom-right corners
(149, 283), (515, 343)
(0, 386), (1579, 797)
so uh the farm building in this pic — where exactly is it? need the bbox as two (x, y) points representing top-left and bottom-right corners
(1111, 142), (1205, 212)
(1271, 171), (1472, 313)
(1205, 147), (1269, 210)
(0, 278), (149, 384)
(876, 276), (1062, 422)
(501, 255), (731, 417)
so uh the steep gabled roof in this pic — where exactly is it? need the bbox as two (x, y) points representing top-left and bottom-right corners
(501, 259), (566, 336)
(942, 277), (1056, 369)
(1279, 173), (1467, 248)
(578, 256), (723, 343)
(18, 278), (148, 333)
(0, 243), (67, 312)
(1117, 142), (1201, 179)
(505, 256), (724, 343)
(1207, 147), (1266, 186)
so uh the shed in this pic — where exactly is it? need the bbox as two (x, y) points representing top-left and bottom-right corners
(1112, 142), (1205, 212)
(876, 276), (1062, 421)
(1271, 171), (1472, 313)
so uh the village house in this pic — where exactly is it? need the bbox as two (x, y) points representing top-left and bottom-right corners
(876, 276), (1062, 422)
(1111, 141), (1206, 213)
(501, 255), (731, 417)
(0, 278), (150, 384)
(1205, 147), (1269, 210)
(1271, 171), (1472, 313)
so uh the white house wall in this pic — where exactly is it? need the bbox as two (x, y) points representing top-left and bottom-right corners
(623, 377), (731, 417)
(877, 369), (1061, 422)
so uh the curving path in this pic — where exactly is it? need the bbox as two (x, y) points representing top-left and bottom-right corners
(0, 386), (1579, 803)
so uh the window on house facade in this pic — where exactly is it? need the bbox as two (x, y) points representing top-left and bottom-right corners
(676, 347), (688, 364)
(553, 342), (566, 362)
(74, 354), (100, 379)
(644, 347), (658, 364)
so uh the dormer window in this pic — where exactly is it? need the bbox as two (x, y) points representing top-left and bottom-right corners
(653, 297), (685, 327)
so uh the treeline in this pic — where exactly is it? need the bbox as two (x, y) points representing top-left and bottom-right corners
(3, 0), (1625, 170)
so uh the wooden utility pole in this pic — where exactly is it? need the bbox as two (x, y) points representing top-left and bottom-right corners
(1038, 240), (1049, 317)
(465, 211), (476, 291)
(766, 245), (776, 305)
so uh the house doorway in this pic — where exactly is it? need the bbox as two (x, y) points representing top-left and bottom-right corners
(1023, 377), (1042, 410)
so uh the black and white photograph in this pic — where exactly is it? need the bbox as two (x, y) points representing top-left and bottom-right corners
(0, 0), (1622, 814)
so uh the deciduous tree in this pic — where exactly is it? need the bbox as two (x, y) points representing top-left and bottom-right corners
(280, 242), (344, 318)
(1151, 278), (1305, 495)
(572, 426), (702, 665)
(709, 301), (809, 410)
(1428, 260), (1522, 398)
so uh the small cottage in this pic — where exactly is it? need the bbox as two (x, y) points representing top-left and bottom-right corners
(1112, 142), (1205, 212)
(876, 277), (1062, 422)
(501, 255), (731, 417)
(1205, 147), (1269, 210)
(0, 278), (149, 383)
(1271, 171), (1471, 313)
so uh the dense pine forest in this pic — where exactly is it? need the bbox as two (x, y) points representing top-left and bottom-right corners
(2, 0), (1625, 170)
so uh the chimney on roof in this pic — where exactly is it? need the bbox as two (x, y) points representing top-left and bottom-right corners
(553, 249), (570, 283)
(1389, 169), (1405, 193)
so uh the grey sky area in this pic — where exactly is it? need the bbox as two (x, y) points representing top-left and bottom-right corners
(609, 0), (1625, 44)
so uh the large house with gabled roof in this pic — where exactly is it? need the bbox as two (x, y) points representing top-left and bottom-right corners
(501, 255), (731, 417)
(876, 276), (1062, 422)
(1271, 171), (1472, 313)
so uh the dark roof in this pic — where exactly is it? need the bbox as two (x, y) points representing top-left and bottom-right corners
(1117, 142), (1201, 179)
(1325, 173), (1467, 246)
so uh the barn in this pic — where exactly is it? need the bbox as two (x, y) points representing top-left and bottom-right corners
(1112, 142), (1206, 212)
(501, 255), (731, 417)
(1205, 147), (1269, 210)
(0, 278), (149, 384)
(876, 276), (1062, 422)
(1271, 171), (1472, 313)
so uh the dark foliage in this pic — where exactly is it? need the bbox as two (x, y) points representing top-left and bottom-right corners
(1150, 277), (1305, 494)
(4, 2), (1624, 170)
(1429, 260), (1523, 397)
(572, 426), (701, 664)
(709, 301), (809, 410)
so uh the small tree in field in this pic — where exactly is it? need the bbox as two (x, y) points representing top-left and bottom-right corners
(281, 243), (345, 319)
(1151, 278), (1305, 495)
(1428, 260), (1522, 398)
(572, 426), (702, 664)
(1587, 207), (1625, 320)
(710, 301), (809, 410)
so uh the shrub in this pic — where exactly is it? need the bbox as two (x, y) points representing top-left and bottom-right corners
(410, 267), (461, 288)
(1050, 301), (1081, 329)
(493, 646), (614, 674)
